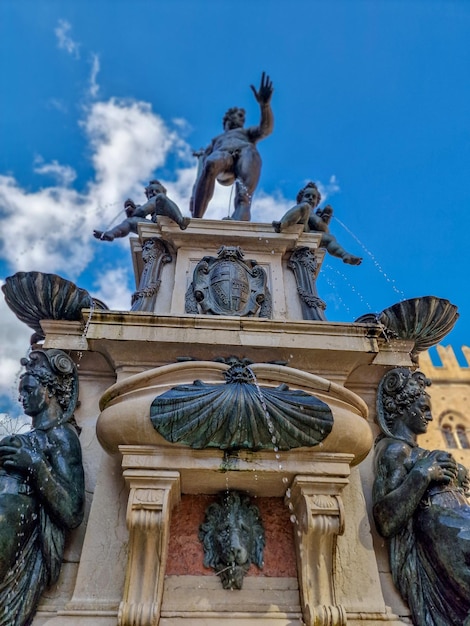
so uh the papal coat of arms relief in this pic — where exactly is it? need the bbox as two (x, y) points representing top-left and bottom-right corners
(185, 246), (272, 317)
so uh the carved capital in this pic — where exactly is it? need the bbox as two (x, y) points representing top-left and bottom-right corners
(289, 475), (347, 626)
(118, 470), (180, 626)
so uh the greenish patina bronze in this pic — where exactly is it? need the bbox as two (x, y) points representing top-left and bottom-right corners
(273, 181), (362, 265)
(0, 350), (84, 626)
(199, 491), (265, 589)
(356, 296), (459, 364)
(2, 272), (107, 344)
(373, 368), (470, 626)
(93, 179), (189, 241)
(190, 72), (274, 222)
(150, 360), (333, 450)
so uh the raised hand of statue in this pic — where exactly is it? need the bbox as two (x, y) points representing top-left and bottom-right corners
(317, 206), (333, 227)
(458, 464), (470, 495)
(250, 72), (273, 105)
(0, 435), (42, 472)
(417, 449), (459, 485)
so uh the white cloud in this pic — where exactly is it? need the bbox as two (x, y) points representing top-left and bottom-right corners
(317, 175), (340, 203)
(251, 190), (293, 223)
(0, 285), (32, 406)
(0, 98), (338, 279)
(34, 157), (77, 186)
(89, 53), (100, 99)
(84, 99), (181, 208)
(47, 98), (68, 114)
(92, 267), (134, 311)
(0, 97), (194, 384)
(0, 98), (188, 278)
(0, 174), (94, 275)
(55, 19), (80, 59)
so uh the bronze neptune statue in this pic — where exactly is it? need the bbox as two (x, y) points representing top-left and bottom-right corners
(0, 349), (84, 626)
(373, 368), (470, 626)
(190, 72), (274, 222)
(272, 182), (362, 265)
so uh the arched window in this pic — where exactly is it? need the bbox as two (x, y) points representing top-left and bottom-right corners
(456, 425), (470, 449)
(442, 423), (457, 448)
(439, 412), (470, 449)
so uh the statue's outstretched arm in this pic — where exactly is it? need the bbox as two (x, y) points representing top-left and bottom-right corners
(321, 235), (362, 265)
(250, 72), (274, 140)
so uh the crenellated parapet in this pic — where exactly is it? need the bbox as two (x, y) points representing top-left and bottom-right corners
(419, 345), (470, 462)
(420, 345), (470, 381)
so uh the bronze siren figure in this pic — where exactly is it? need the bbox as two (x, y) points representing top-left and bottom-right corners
(0, 350), (84, 626)
(373, 368), (470, 625)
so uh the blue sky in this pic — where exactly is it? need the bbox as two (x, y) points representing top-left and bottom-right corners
(1, 0), (470, 412)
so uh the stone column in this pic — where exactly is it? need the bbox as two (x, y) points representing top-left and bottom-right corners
(118, 469), (181, 626)
(290, 474), (347, 626)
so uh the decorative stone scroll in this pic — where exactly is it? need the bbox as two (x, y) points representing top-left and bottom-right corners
(288, 246), (326, 321)
(131, 238), (172, 312)
(118, 470), (180, 626)
(185, 245), (272, 317)
(290, 476), (347, 626)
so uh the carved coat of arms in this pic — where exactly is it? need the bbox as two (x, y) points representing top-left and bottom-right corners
(185, 246), (272, 317)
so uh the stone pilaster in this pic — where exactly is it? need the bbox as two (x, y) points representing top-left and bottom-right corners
(118, 469), (181, 626)
(131, 238), (173, 312)
(290, 475), (348, 626)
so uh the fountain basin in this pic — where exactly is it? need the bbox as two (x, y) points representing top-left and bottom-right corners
(97, 361), (372, 474)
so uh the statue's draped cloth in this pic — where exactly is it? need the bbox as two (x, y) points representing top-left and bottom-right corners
(384, 443), (470, 626)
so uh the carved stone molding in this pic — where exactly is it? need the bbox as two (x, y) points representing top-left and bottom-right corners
(289, 475), (347, 626)
(118, 470), (180, 626)
(288, 246), (326, 320)
(131, 238), (172, 312)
